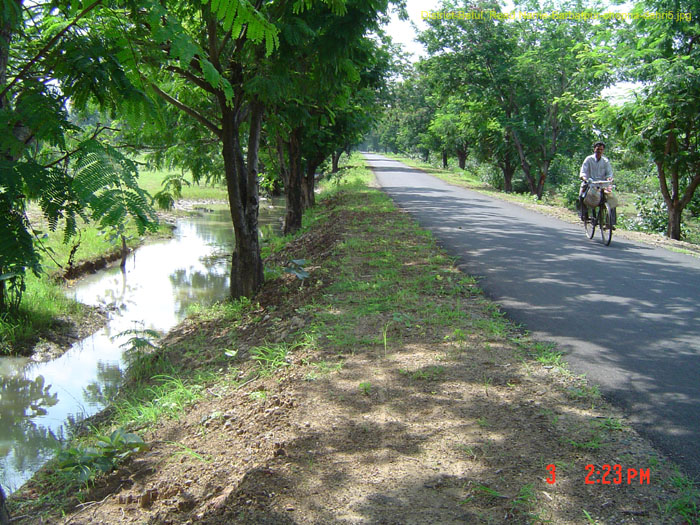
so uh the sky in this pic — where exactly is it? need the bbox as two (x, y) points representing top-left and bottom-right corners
(384, 0), (440, 60)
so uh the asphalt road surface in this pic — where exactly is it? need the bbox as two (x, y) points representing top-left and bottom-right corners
(365, 152), (700, 481)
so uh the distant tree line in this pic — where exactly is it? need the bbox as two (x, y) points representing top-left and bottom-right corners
(367, 0), (700, 241)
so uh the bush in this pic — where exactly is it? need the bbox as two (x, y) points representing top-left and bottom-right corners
(620, 193), (668, 234)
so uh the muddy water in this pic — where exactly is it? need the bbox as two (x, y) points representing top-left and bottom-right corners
(0, 204), (283, 493)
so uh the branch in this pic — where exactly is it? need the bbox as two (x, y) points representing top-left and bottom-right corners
(42, 125), (119, 169)
(165, 65), (218, 94)
(0, 0), (104, 101)
(149, 83), (222, 138)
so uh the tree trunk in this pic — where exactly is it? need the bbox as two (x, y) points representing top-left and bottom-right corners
(0, 271), (5, 315)
(667, 205), (682, 240)
(283, 127), (303, 235)
(119, 235), (128, 269)
(331, 150), (342, 173)
(456, 147), (467, 170)
(422, 150), (429, 162)
(221, 104), (264, 299)
(500, 157), (516, 193)
(0, 483), (10, 525)
(302, 154), (324, 210)
(441, 150), (448, 169)
(511, 129), (537, 195)
(536, 159), (551, 199)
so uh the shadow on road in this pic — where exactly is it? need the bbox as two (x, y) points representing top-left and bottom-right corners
(369, 155), (700, 480)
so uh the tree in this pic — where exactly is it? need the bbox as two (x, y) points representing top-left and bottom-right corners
(0, 0), (157, 314)
(263, 1), (391, 234)
(418, 0), (611, 198)
(108, 0), (291, 298)
(608, 0), (700, 240)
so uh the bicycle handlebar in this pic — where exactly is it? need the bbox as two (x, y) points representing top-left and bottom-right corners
(585, 180), (614, 188)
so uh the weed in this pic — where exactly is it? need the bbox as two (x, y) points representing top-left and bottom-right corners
(56, 428), (148, 483)
(305, 360), (343, 381)
(597, 417), (624, 432)
(250, 342), (295, 376)
(112, 327), (161, 353)
(474, 484), (507, 500)
(411, 365), (446, 381)
(664, 472), (700, 523)
(458, 444), (477, 459)
(477, 417), (489, 428)
(566, 434), (602, 451)
(249, 389), (268, 401)
(567, 384), (601, 401)
(359, 382), (372, 395)
(114, 374), (203, 426)
(284, 259), (310, 280)
(483, 376), (493, 397)
(529, 341), (565, 367)
(382, 321), (391, 356)
(169, 442), (211, 463)
(510, 483), (537, 517)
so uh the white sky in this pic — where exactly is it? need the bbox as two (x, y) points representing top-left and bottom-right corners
(384, 0), (440, 60)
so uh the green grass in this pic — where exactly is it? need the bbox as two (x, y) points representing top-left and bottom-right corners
(1, 274), (90, 354)
(113, 374), (206, 426)
(137, 168), (228, 201)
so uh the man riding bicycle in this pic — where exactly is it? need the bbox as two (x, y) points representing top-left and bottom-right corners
(579, 141), (616, 225)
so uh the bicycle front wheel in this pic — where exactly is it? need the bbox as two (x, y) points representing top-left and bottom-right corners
(599, 203), (613, 245)
(584, 207), (596, 239)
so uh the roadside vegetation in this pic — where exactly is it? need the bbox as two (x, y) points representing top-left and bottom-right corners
(385, 153), (700, 253)
(366, 0), (700, 244)
(8, 157), (699, 524)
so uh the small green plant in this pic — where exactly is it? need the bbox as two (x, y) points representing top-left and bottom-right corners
(359, 382), (372, 395)
(112, 327), (161, 352)
(474, 484), (507, 500)
(566, 433), (602, 451)
(56, 428), (149, 483)
(284, 259), (310, 280)
(250, 342), (293, 376)
(582, 509), (596, 524)
(476, 417), (489, 428)
(664, 472), (700, 523)
(169, 442), (211, 463)
(567, 384), (601, 401)
(597, 417), (624, 432)
(510, 483), (537, 518)
(411, 365), (445, 381)
(382, 321), (391, 356)
(483, 376), (493, 397)
(249, 389), (268, 401)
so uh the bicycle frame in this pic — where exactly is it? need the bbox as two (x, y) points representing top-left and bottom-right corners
(583, 181), (614, 246)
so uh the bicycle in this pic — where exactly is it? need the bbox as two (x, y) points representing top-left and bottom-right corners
(582, 181), (614, 246)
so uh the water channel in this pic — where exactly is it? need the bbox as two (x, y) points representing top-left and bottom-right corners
(0, 203), (283, 493)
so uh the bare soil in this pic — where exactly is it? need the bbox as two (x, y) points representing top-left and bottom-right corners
(11, 192), (695, 524)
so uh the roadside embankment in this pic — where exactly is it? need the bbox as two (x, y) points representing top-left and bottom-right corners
(8, 159), (699, 524)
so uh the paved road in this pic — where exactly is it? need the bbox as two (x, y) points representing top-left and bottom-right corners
(365, 153), (700, 480)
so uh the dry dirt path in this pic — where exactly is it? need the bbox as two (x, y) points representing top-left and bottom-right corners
(366, 152), (700, 482)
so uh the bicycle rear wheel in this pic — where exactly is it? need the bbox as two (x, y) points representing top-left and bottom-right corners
(584, 207), (596, 239)
(599, 203), (613, 245)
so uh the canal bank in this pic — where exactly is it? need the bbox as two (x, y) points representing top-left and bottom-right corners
(0, 202), (284, 494)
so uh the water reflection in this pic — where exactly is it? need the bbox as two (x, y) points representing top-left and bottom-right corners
(0, 203), (283, 492)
